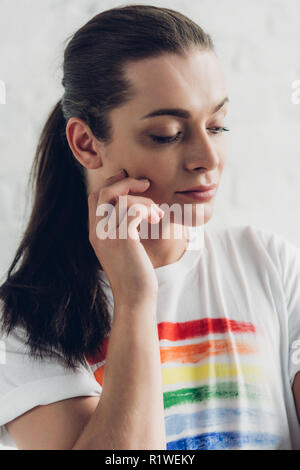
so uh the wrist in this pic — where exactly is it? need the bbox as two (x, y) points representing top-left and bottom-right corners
(113, 290), (158, 312)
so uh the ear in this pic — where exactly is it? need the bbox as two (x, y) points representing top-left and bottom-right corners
(65, 117), (103, 170)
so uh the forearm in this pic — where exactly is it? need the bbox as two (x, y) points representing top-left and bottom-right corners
(72, 296), (166, 450)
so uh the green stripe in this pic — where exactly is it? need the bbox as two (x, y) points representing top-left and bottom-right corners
(163, 381), (262, 409)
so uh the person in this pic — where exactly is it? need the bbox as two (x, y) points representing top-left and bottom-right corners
(0, 4), (300, 451)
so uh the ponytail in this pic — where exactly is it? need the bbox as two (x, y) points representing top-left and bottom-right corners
(0, 99), (111, 369)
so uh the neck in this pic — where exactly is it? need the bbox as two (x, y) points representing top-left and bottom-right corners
(139, 222), (189, 269)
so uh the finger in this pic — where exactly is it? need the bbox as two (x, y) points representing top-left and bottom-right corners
(88, 192), (97, 237)
(98, 177), (150, 207)
(119, 201), (163, 240)
(87, 170), (127, 230)
(101, 169), (128, 190)
(110, 196), (163, 243)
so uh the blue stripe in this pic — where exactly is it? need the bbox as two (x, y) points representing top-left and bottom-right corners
(167, 431), (280, 450)
(165, 408), (276, 436)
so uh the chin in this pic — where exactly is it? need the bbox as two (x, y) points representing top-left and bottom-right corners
(168, 199), (214, 227)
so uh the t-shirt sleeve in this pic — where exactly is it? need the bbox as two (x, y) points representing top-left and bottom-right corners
(0, 323), (102, 436)
(278, 236), (300, 387)
(260, 228), (300, 387)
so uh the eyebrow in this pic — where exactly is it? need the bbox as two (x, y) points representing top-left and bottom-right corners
(140, 96), (229, 120)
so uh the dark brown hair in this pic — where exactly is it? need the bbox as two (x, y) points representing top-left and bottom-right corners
(0, 4), (214, 369)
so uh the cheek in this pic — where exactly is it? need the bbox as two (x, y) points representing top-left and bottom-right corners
(221, 154), (226, 171)
(108, 142), (139, 171)
(217, 145), (226, 171)
(128, 150), (169, 178)
(113, 135), (177, 182)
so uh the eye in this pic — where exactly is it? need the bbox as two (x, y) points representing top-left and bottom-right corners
(149, 127), (230, 145)
(208, 126), (230, 135)
(149, 131), (183, 144)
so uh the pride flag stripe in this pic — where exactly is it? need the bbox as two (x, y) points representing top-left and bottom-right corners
(94, 365), (105, 386)
(160, 338), (257, 364)
(165, 408), (276, 436)
(157, 318), (256, 341)
(163, 382), (262, 409)
(86, 337), (109, 365)
(166, 431), (280, 450)
(162, 363), (262, 385)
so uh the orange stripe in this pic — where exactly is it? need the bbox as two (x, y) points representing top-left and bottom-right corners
(159, 338), (257, 364)
(94, 365), (105, 386)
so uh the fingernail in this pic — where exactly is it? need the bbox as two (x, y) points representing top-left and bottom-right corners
(151, 208), (161, 223)
(139, 178), (150, 184)
(156, 206), (164, 216)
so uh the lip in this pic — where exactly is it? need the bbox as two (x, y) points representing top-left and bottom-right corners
(176, 188), (216, 202)
(176, 183), (217, 193)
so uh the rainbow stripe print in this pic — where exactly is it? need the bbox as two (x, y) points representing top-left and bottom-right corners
(87, 316), (283, 450)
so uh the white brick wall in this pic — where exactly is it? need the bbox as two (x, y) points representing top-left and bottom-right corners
(0, 0), (300, 279)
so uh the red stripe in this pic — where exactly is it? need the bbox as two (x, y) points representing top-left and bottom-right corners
(157, 317), (256, 341)
(86, 336), (109, 365)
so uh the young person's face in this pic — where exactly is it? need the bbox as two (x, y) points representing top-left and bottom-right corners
(85, 48), (229, 225)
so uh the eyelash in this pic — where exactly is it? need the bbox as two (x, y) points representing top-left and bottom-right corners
(149, 127), (230, 144)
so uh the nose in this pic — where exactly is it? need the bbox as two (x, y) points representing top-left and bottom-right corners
(183, 127), (220, 172)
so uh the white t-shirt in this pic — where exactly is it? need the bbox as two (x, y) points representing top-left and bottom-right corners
(1, 223), (300, 450)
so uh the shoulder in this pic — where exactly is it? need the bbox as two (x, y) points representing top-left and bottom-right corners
(204, 223), (300, 273)
(204, 222), (279, 244)
(203, 223), (266, 252)
(0, 317), (102, 434)
(204, 222), (294, 248)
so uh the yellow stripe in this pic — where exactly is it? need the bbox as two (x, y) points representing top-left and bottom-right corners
(162, 362), (262, 385)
